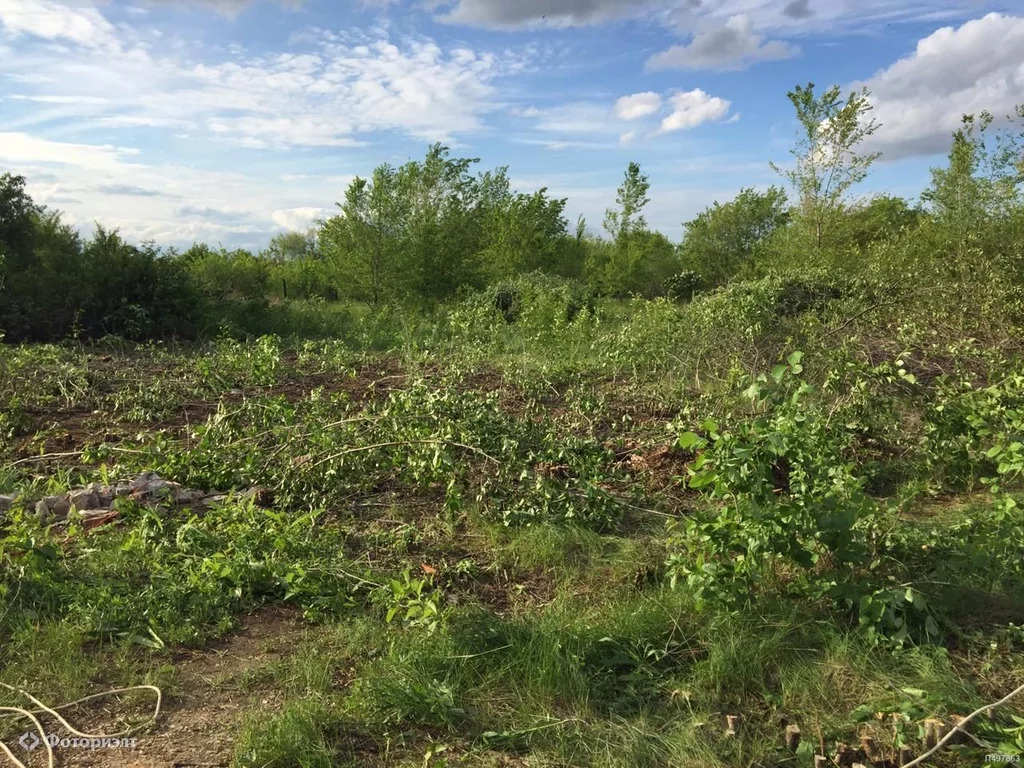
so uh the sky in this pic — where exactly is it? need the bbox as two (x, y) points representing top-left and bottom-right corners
(0, 0), (1022, 250)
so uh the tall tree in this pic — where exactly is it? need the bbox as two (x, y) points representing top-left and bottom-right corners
(0, 173), (38, 279)
(772, 83), (881, 258)
(922, 109), (1024, 261)
(603, 162), (650, 242)
(321, 163), (408, 304)
(596, 163), (678, 296)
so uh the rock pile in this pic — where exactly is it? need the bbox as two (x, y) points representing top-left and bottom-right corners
(0, 471), (271, 527)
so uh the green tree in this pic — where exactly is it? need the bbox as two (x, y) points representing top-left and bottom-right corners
(595, 162), (678, 296)
(264, 229), (320, 262)
(401, 144), (485, 302)
(321, 163), (409, 304)
(839, 194), (922, 253)
(772, 83), (881, 259)
(679, 186), (790, 287)
(480, 178), (570, 281)
(603, 162), (650, 242)
(0, 173), (38, 282)
(922, 109), (1024, 262)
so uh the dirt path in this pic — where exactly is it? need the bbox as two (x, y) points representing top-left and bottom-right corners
(49, 607), (304, 768)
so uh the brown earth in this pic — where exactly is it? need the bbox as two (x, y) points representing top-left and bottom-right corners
(39, 607), (304, 768)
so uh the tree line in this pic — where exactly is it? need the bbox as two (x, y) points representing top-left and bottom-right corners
(1, 83), (1023, 342)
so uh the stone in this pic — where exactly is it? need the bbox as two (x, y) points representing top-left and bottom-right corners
(34, 495), (70, 523)
(83, 482), (114, 507)
(139, 479), (176, 502)
(113, 484), (132, 498)
(46, 495), (71, 520)
(172, 488), (206, 505)
(35, 499), (52, 523)
(69, 488), (100, 511)
(0, 494), (15, 514)
(129, 471), (162, 493)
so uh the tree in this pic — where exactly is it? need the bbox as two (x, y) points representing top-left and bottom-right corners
(401, 144), (485, 302)
(603, 162), (650, 242)
(844, 195), (921, 249)
(480, 178), (570, 281)
(264, 229), (320, 262)
(772, 83), (881, 259)
(922, 109), (1024, 261)
(679, 186), (790, 287)
(321, 163), (409, 304)
(594, 162), (678, 296)
(0, 173), (38, 280)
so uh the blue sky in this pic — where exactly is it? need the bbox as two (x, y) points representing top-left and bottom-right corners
(0, 0), (1021, 249)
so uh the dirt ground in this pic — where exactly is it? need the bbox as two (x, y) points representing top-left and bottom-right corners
(27, 607), (305, 768)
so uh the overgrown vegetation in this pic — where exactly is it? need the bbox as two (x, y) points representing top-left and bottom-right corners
(2, 83), (1024, 766)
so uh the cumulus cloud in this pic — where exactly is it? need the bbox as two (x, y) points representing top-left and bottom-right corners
(433, 0), (655, 29)
(647, 14), (799, 71)
(433, 0), (965, 38)
(518, 86), (732, 144)
(272, 207), (333, 230)
(614, 92), (662, 120)
(658, 89), (732, 133)
(855, 13), (1024, 159)
(782, 0), (814, 19)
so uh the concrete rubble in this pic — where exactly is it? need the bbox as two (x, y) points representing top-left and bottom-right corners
(0, 471), (272, 527)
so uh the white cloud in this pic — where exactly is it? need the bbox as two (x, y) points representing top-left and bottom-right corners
(614, 92), (662, 120)
(272, 207), (333, 230)
(519, 86), (733, 143)
(0, 133), (348, 247)
(855, 13), (1024, 159)
(647, 14), (799, 71)
(516, 102), (614, 134)
(658, 89), (732, 133)
(0, 0), (116, 48)
(1, 12), (525, 148)
(0, 132), (138, 170)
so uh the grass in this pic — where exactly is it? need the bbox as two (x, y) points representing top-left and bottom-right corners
(2, 293), (1024, 765)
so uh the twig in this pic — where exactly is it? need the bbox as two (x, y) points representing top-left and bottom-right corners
(5, 451), (83, 468)
(305, 439), (501, 471)
(901, 681), (1024, 768)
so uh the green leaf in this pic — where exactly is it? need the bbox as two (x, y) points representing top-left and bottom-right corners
(677, 432), (704, 450)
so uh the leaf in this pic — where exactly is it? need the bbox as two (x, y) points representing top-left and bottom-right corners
(771, 364), (788, 384)
(677, 432), (704, 450)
